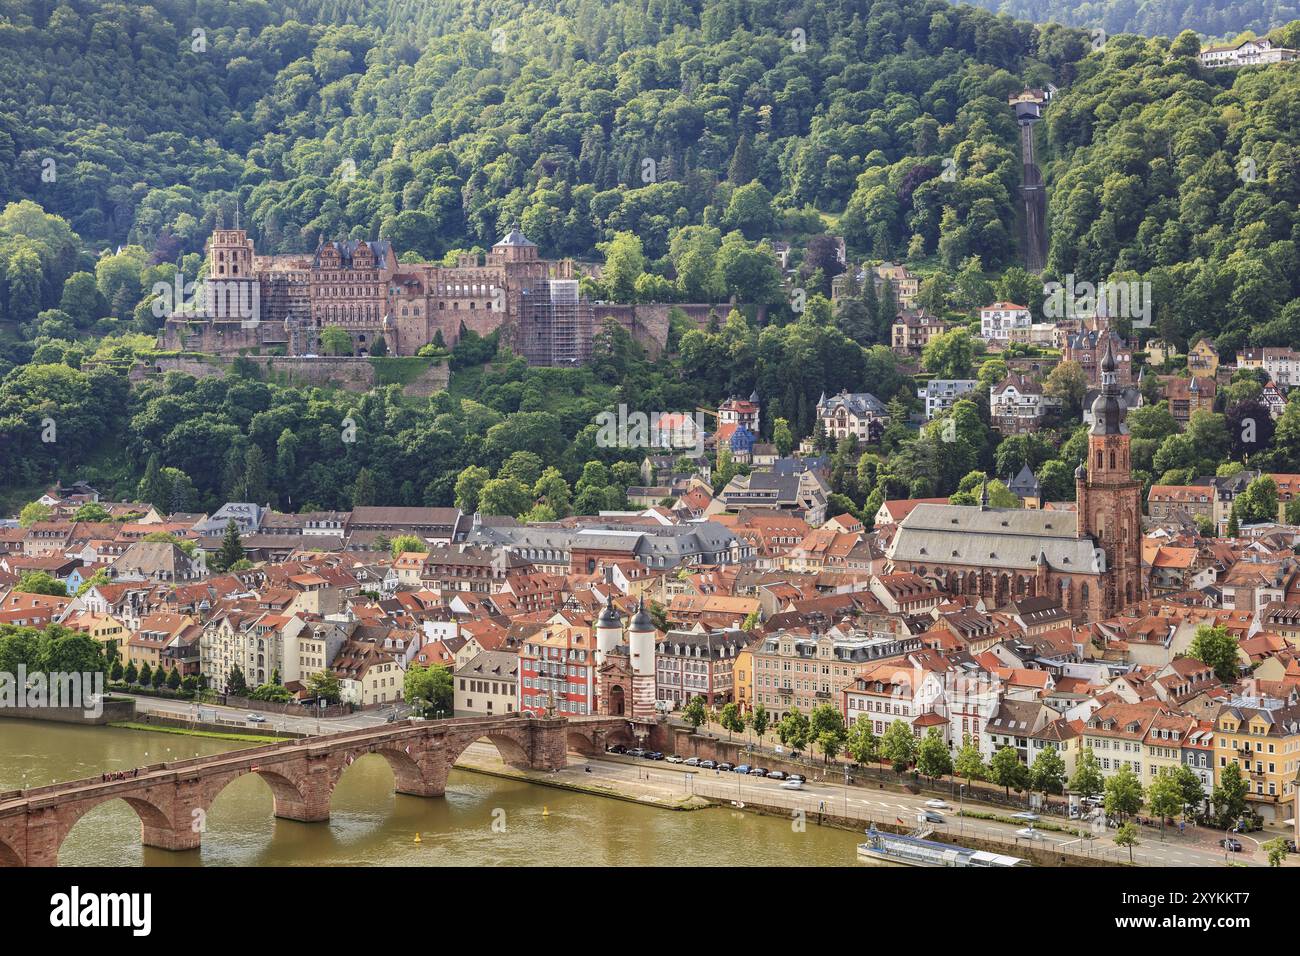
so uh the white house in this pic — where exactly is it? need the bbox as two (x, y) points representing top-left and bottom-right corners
(979, 301), (1031, 341)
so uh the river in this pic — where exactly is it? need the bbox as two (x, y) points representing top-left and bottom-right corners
(0, 720), (861, 866)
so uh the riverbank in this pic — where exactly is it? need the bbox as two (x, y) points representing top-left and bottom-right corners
(107, 721), (289, 744)
(454, 745), (711, 810)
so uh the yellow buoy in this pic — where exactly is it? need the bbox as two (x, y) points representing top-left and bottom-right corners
(413, 832), (422, 843)
(542, 806), (550, 817)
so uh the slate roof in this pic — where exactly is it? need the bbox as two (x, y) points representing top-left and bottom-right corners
(888, 504), (1103, 573)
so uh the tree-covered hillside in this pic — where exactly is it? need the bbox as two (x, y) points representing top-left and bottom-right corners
(967, 0), (1300, 38)
(1044, 23), (1300, 356)
(0, 0), (1087, 268)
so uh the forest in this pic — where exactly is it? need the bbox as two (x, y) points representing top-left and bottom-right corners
(966, 0), (1300, 38)
(3, 0), (1300, 528)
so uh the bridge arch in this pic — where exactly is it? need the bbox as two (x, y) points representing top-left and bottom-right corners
(566, 724), (634, 756)
(56, 794), (173, 865)
(0, 839), (20, 867)
(333, 744), (429, 798)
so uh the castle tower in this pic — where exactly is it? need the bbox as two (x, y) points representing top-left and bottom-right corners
(1076, 337), (1143, 616)
(204, 228), (258, 320)
(627, 594), (657, 721)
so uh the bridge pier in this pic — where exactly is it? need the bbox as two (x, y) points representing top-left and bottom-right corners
(267, 753), (335, 823)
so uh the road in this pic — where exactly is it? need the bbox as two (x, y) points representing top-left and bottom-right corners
(122, 693), (395, 735)
(546, 751), (1269, 868)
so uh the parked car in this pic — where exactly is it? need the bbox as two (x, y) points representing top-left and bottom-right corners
(608, 744), (627, 754)
(918, 810), (945, 824)
(699, 760), (717, 770)
(716, 762), (734, 772)
(766, 770), (788, 781)
(683, 757), (700, 767)
(644, 751), (664, 761)
(1220, 838), (1243, 852)
(625, 748), (646, 758)
(665, 754), (684, 764)
(788, 774), (806, 784)
(748, 767), (768, 776)
(925, 799), (949, 809)
(734, 764), (752, 774)
(246, 713), (267, 723)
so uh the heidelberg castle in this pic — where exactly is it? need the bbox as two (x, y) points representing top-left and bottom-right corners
(160, 226), (603, 364)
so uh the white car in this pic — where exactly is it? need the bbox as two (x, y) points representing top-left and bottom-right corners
(779, 778), (804, 790)
(1016, 827), (1045, 840)
(246, 713), (267, 723)
(665, 755), (684, 764)
(925, 799), (950, 809)
(1011, 812), (1040, 822)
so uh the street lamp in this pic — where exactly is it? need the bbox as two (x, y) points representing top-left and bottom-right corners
(959, 784), (967, 835)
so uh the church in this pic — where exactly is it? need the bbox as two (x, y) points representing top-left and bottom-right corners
(888, 338), (1143, 620)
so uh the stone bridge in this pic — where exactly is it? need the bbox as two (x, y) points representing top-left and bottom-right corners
(0, 713), (635, 866)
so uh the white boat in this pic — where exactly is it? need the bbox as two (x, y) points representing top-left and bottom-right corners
(856, 826), (1025, 868)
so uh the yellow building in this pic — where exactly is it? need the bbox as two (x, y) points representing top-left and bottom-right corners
(63, 611), (129, 656)
(1214, 699), (1300, 822)
(732, 636), (763, 713)
(1187, 338), (1220, 377)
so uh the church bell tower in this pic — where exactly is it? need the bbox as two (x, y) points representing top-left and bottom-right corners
(1076, 336), (1143, 615)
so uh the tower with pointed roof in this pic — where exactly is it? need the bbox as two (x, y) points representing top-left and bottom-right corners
(1076, 336), (1144, 616)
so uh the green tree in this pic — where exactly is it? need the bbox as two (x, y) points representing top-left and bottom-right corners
(1263, 837), (1289, 867)
(1114, 821), (1140, 864)
(777, 708), (810, 754)
(846, 719), (880, 767)
(989, 746), (1029, 799)
(1186, 624), (1240, 682)
(916, 728), (954, 783)
(1212, 762), (1249, 827)
(881, 720), (917, 773)
(454, 465), (491, 513)
(320, 326), (353, 356)
(215, 519), (244, 572)
(750, 703), (769, 741)
(920, 327), (974, 379)
(351, 467), (377, 507)
(953, 734), (986, 784)
(18, 502), (52, 527)
(14, 571), (68, 597)
(307, 670), (342, 704)
(390, 534), (424, 557)
(1030, 746), (1067, 797)
(404, 664), (453, 717)
(1147, 768), (1184, 831)
(719, 701), (745, 740)
(809, 703), (847, 763)
(682, 695), (707, 731)
(1104, 765), (1145, 822)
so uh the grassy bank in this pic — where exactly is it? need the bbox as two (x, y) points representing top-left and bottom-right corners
(108, 721), (286, 743)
